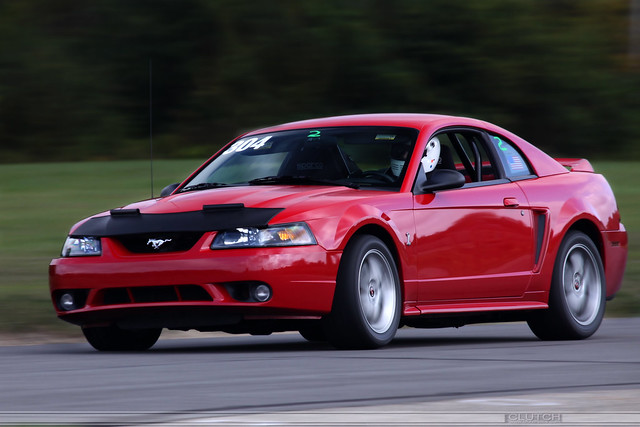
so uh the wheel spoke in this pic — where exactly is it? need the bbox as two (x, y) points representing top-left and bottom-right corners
(362, 297), (375, 320)
(359, 261), (371, 296)
(563, 268), (574, 293)
(565, 285), (581, 313)
(370, 300), (381, 322)
(582, 265), (594, 289)
(569, 251), (584, 275)
(369, 260), (384, 284)
(358, 258), (374, 321)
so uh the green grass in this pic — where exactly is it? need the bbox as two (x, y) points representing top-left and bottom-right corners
(0, 160), (637, 336)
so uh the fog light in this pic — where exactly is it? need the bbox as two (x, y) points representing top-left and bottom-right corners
(253, 284), (271, 302)
(60, 293), (76, 311)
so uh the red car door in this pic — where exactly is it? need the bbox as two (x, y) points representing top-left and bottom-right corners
(413, 182), (535, 302)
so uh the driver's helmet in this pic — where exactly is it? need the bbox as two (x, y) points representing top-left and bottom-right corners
(421, 136), (441, 174)
(389, 140), (412, 177)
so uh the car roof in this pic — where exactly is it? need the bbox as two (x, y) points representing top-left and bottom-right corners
(247, 113), (484, 133)
(243, 113), (568, 178)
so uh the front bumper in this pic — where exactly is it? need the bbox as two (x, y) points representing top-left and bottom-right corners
(49, 235), (341, 329)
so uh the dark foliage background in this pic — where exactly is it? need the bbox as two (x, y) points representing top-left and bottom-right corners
(1, 0), (638, 162)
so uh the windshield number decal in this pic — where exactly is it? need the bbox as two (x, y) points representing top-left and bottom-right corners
(223, 136), (273, 155)
(307, 130), (321, 139)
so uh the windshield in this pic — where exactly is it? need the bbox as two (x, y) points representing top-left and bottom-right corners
(181, 126), (419, 191)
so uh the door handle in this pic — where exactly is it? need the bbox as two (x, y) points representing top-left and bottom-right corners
(503, 197), (520, 207)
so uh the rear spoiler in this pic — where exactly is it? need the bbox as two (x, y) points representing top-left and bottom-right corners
(554, 158), (594, 172)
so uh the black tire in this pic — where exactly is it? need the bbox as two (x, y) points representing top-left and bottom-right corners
(325, 235), (401, 349)
(528, 231), (605, 340)
(298, 323), (327, 342)
(82, 325), (162, 351)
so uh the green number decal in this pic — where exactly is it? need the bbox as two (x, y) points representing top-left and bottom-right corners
(494, 136), (508, 151)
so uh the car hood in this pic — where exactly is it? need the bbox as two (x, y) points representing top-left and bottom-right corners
(69, 184), (413, 251)
(109, 185), (397, 223)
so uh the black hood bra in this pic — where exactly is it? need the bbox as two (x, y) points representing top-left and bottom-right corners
(71, 204), (284, 237)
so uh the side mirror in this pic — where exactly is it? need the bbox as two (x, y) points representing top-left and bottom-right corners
(160, 183), (180, 197)
(421, 169), (465, 193)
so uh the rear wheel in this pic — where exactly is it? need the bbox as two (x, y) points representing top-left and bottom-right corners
(325, 235), (401, 349)
(528, 231), (605, 340)
(82, 325), (162, 351)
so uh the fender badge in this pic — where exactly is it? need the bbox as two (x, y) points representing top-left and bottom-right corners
(147, 238), (172, 250)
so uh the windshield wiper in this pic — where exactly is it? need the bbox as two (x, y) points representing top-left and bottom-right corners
(248, 175), (359, 189)
(248, 175), (295, 185)
(179, 182), (228, 193)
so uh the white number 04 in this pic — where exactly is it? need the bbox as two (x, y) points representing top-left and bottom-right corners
(223, 136), (273, 155)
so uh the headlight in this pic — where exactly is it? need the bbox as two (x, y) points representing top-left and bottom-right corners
(61, 236), (102, 257)
(211, 223), (316, 249)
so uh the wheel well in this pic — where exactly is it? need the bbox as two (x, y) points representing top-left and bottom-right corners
(568, 219), (604, 260)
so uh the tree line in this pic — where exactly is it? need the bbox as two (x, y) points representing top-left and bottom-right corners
(1, 0), (638, 163)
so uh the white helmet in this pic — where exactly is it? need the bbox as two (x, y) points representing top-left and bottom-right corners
(421, 136), (441, 174)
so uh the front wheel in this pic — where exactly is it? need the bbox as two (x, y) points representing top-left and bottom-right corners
(528, 231), (605, 340)
(82, 325), (162, 351)
(325, 235), (401, 349)
(298, 323), (327, 342)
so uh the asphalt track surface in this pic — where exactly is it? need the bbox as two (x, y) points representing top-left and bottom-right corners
(1, 317), (639, 426)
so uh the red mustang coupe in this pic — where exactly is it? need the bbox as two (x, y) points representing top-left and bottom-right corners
(49, 114), (627, 350)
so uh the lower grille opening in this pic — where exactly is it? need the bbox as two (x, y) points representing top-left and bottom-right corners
(99, 285), (213, 306)
(103, 288), (130, 305)
(179, 285), (213, 301)
(131, 286), (178, 303)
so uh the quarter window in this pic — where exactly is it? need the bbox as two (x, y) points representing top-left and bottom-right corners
(489, 134), (533, 178)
